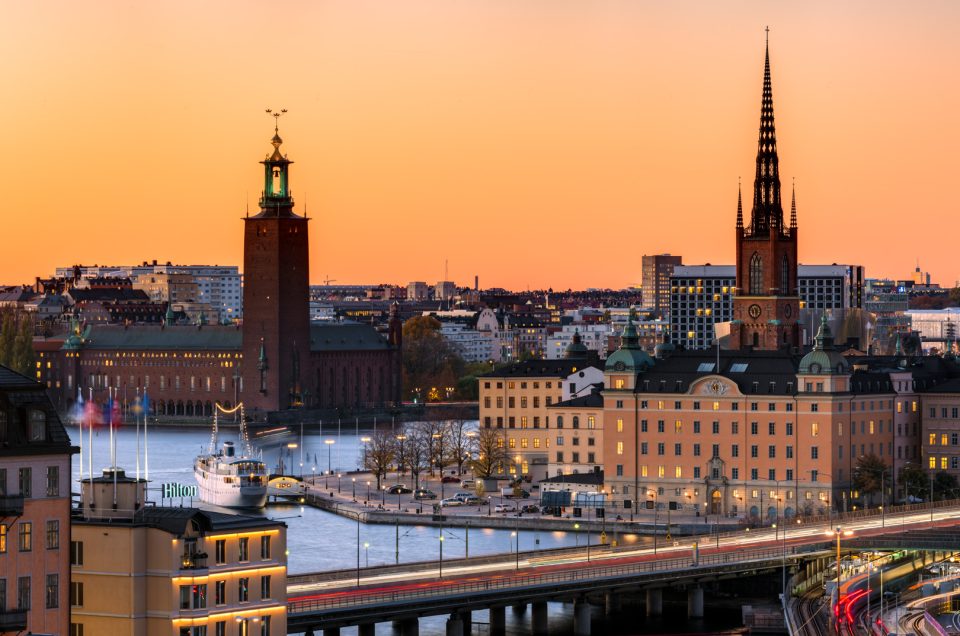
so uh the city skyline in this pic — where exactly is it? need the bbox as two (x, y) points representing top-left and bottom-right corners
(2, 1), (959, 290)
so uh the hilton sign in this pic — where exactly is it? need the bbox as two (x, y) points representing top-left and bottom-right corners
(162, 483), (199, 498)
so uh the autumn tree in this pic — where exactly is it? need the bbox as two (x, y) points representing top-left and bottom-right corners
(470, 428), (508, 479)
(933, 471), (960, 500)
(898, 464), (928, 502)
(401, 316), (464, 401)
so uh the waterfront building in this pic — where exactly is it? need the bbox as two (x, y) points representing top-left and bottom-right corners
(71, 469), (286, 635)
(0, 364), (74, 635)
(641, 254), (682, 317)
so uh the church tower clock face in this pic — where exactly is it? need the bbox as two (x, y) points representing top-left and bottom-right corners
(748, 304), (762, 319)
(784, 303), (793, 318)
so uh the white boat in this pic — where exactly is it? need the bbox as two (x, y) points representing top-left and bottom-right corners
(267, 475), (308, 499)
(194, 403), (268, 509)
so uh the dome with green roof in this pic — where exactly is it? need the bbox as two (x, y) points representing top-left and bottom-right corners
(564, 329), (589, 359)
(605, 316), (654, 373)
(798, 315), (848, 375)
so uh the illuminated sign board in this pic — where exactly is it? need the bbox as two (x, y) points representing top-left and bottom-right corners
(162, 483), (199, 498)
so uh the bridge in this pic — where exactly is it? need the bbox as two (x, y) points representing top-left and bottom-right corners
(286, 503), (960, 636)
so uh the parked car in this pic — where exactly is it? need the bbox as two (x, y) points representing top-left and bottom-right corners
(441, 475), (460, 483)
(501, 488), (531, 499)
(413, 489), (437, 500)
(460, 479), (476, 489)
(520, 504), (540, 514)
(440, 497), (464, 507)
(460, 496), (483, 505)
(387, 484), (412, 495)
(452, 491), (474, 501)
(495, 503), (517, 513)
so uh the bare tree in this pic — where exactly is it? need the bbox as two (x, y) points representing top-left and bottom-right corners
(471, 428), (508, 479)
(421, 420), (448, 476)
(363, 429), (396, 490)
(447, 419), (476, 475)
(404, 427), (431, 490)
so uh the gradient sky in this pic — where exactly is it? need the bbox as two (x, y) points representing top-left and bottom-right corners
(2, 1), (958, 291)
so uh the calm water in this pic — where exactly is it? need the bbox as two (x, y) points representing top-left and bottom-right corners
(67, 423), (747, 635)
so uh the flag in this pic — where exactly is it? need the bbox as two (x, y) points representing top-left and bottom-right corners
(111, 397), (122, 428)
(142, 391), (150, 416)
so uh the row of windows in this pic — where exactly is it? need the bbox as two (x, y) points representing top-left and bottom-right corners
(0, 466), (60, 498)
(928, 432), (960, 446)
(483, 381), (558, 390)
(551, 452), (597, 464)
(174, 575), (273, 610)
(0, 520), (61, 553)
(482, 414), (598, 430)
(0, 574), (59, 611)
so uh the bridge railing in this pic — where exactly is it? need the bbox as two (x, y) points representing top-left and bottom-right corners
(289, 543), (826, 615)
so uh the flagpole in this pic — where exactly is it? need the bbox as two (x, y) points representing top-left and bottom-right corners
(136, 388), (141, 482)
(145, 412), (150, 483)
(77, 387), (83, 486)
(111, 387), (118, 508)
(88, 387), (93, 482)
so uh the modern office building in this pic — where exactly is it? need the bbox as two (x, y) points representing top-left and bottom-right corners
(641, 254), (682, 316)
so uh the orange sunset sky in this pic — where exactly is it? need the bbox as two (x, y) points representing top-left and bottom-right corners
(2, 1), (958, 291)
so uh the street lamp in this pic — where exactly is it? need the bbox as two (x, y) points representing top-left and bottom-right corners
(324, 439), (335, 474)
(352, 477), (356, 500)
(826, 526), (854, 623)
(365, 480), (371, 502)
(337, 473), (342, 494)
(360, 436), (371, 470)
(396, 434), (407, 476)
(648, 489), (658, 555)
(364, 542), (370, 567)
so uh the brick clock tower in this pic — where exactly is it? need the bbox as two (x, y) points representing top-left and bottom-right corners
(242, 113), (311, 412)
(731, 36), (800, 351)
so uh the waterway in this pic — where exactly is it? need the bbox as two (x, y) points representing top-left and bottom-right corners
(67, 423), (749, 635)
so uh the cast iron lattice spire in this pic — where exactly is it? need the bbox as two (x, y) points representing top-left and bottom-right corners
(736, 177), (743, 228)
(790, 178), (797, 229)
(747, 28), (785, 238)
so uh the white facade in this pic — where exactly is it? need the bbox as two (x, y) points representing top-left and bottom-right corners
(438, 322), (498, 362)
(562, 367), (604, 401)
(546, 324), (613, 360)
(907, 308), (960, 348)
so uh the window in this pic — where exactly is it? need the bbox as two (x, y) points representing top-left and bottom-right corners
(70, 540), (82, 565)
(641, 420), (648, 433)
(675, 420), (682, 434)
(641, 442), (648, 455)
(811, 447), (819, 459)
(238, 537), (249, 561)
(238, 577), (249, 602)
(751, 422), (758, 435)
(70, 580), (84, 607)
(46, 520), (59, 549)
(28, 409), (46, 441)
(732, 468), (739, 479)
(786, 422), (793, 435)
(215, 622), (226, 636)
(616, 418), (623, 433)
(811, 422), (819, 437)
(616, 465), (623, 477)
(19, 521), (31, 551)
(19, 467), (31, 498)
(786, 446), (793, 459)
(674, 443), (682, 456)
(215, 580), (226, 605)
(750, 445), (758, 458)
(657, 443), (665, 455)
(616, 441), (623, 455)
(749, 253), (763, 295)
(751, 403), (758, 411)
(46, 466), (59, 497)
(18, 576), (30, 610)
(768, 445), (776, 458)
(768, 422), (776, 435)
(811, 404), (819, 412)
(261, 575), (271, 599)
(215, 539), (226, 564)
(260, 616), (272, 636)
(693, 444), (701, 457)
(732, 444), (739, 457)
(46, 574), (58, 609)
(657, 420), (665, 433)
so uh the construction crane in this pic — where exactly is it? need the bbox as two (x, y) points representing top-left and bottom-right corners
(323, 276), (336, 285)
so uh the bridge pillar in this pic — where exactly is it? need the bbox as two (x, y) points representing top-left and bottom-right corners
(574, 598), (591, 636)
(512, 603), (526, 615)
(646, 589), (663, 617)
(446, 613), (464, 636)
(358, 624), (376, 636)
(532, 600), (549, 636)
(687, 586), (704, 619)
(605, 592), (621, 615)
(459, 610), (471, 635)
(489, 606), (506, 636)
(399, 618), (419, 636)
(321, 628), (337, 636)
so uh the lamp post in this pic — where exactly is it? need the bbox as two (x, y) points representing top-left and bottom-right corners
(324, 439), (335, 475)
(337, 473), (342, 494)
(365, 480), (371, 502)
(360, 435), (371, 470)
(648, 489), (658, 555)
(352, 477), (356, 500)
(364, 542), (369, 567)
(827, 525), (854, 627)
(396, 434), (407, 476)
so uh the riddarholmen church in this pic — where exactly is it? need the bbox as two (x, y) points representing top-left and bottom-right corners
(42, 121), (402, 417)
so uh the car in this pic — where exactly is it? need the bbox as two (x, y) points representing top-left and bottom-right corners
(441, 475), (461, 483)
(502, 488), (531, 499)
(520, 504), (540, 514)
(541, 506), (560, 516)
(460, 496), (483, 505)
(440, 497), (464, 507)
(460, 479), (475, 489)
(495, 503), (517, 513)
(452, 491), (474, 501)
(413, 489), (437, 500)
(387, 484), (412, 495)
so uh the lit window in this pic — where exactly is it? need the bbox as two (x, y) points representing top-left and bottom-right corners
(811, 422), (819, 437)
(616, 442), (623, 455)
(617, 418), (623, 433)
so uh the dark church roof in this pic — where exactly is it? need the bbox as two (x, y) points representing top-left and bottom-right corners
(309, 322), (390, 352)
(482, 359), (601, 379)
(69, 288), (151, 303)
(548, 390), (604, 409)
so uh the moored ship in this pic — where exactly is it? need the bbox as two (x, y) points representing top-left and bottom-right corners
(194, 403), (268, 509)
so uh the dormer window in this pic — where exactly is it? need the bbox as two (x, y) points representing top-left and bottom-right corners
(28, 409), (46, 442)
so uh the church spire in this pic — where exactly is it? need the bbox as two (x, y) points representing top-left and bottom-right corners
(736, 178), (743, 229)
(790, 178), (797, 229)
(257, 108), (297, 218)
(747, 28), (784, 238)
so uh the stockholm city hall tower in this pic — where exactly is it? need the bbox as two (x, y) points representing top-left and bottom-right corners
(241, 113), (311, 411)
(730, 36), (801, 351)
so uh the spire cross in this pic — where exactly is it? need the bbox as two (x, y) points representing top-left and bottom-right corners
(265, 108), (288, 133)
(765, 26), (769, 45)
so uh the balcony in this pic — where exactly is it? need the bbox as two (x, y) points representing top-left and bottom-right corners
(0, 608), (28, 632)
(180, 552), (208, 571)
(0, 494), (24, 516)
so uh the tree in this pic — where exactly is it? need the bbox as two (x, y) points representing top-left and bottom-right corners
(363, 429), (396, 490)
(401, 426), (430, 490)
(0, 312), (15, 368)
(470, 428), (508, 479)
(446, 419), (476, 475)
(401, 316), (464, 400)
(11, 317), (35, 376)
(853, 454), (889, 505)
(899, 464), (928, 502)
(933, 471), (960, 501)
